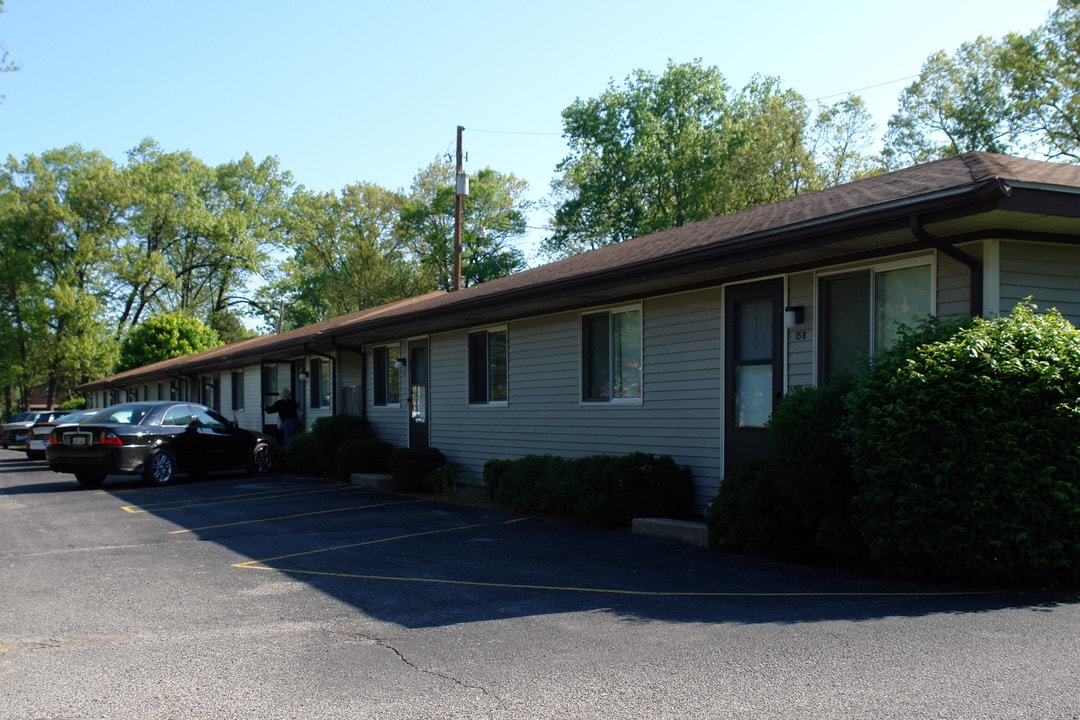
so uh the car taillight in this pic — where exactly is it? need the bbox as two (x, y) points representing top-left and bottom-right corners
(99, 432), (124, 447)
(48, 435), (59, 446)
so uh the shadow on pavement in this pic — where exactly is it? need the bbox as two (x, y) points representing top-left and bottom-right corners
(9, 459), (1079, 630)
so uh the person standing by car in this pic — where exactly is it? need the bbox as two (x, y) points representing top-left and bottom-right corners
(264, 388), (300, 446)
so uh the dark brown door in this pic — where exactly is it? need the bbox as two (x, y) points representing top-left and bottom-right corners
(724, 279), (784, 475)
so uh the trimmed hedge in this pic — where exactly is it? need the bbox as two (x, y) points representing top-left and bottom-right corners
(485, 452), (694, 528)
(336, 438), (394, 479)
(310, 415), (374, 477)
(390, 447), (447, 492)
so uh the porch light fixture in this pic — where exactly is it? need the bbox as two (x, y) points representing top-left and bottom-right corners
(784, 306), (805, 328)
(298, 372), (309, 380)
(394, 358), (407, 370)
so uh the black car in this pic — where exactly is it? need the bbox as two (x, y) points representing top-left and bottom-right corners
(46, 401), (275, 488)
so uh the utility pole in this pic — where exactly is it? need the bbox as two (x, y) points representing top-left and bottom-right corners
(453, 125), (466, 292)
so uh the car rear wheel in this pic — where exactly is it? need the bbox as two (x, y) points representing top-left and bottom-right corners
(251, 442), (273, 476)
(74, 471), (106, 488)
(144, 449), (176, 486)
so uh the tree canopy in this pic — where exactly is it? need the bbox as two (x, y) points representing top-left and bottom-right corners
(117, 311), (222, 372)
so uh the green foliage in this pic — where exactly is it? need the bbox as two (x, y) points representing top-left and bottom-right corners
(390, 447), (447, 493)
(309, 414), (373, 477)
(846, 302), (1080, 585)
(335, 437), (393, 479)
(545, 60), (830, 258)
(482, 458), (514, 501)
(884, 37), (1015, 166)
(118, 311), (221, 372)
(706, 379), (869, 565)
(488, 453), (694, 529)
(396, 161), (529, 292)
(705, 459), (790, 556)
(283, 430), (317, 475)
(58, 397), (87, 410)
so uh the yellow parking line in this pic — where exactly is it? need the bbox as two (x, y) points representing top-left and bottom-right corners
(168, 498), (425, 534)
(234, 518), (529, 568)
(232, 518), (992, 598)
(234, 564), (990, 598)
(121, 484), (353, 514)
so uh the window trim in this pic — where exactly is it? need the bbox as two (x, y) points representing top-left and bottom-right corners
(580, 303), (643, 405)
(467, 326), (508, 407)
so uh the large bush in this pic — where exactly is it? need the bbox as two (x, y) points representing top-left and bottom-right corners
(845, 302), (1080, 585)
(309, 414), (373, 477)
(390, 447), (447, 492)
(708, 378), (863, 565)
(336, 438), (393, 479)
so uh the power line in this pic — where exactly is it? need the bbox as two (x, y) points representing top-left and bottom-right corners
(811, 74), (919, 103)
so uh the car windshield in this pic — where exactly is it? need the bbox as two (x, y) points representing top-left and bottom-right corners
(85, 405), (153, 426)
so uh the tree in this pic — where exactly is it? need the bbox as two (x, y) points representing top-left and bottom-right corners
(1005, 0), (1080, 161)
(883, 37), (1016, 167)
(0, 147), (123, 407)
(258, 183), (427, 329)
(544, 61), (826, 259)
(396, 160), (529, 291)
(0, 0), (18, 104)
(546, 60), (736, 257)
(811, 95), (882, 185)
(118, 311), (221, 372)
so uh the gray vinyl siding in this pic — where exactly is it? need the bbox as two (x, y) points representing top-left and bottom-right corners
(786, 271), (815, 389)
(936, 246), (977, 319)
(423, 289), (726, 507)
(1000, 240), (1080, 325)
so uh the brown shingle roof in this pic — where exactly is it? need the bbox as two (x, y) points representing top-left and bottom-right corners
(85, 152), (1080, 390)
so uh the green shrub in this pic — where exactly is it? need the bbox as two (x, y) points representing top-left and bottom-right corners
(490, 452), (693, 529)
(493, 455), (573, 514)
(283, 430), (317, 476)
(390, 447), (446, 492)
(846, 302), (1080, 586)
(59, 398), (87, 410)
(705, 458), (804, 559)
(336, 438), (394, 479)
(423, 462), (465, 494)
(310, 415), (373, 476)
(574, 453), (695, 528)
(482, 458), (515, 501)
(768, 378), (866, 567)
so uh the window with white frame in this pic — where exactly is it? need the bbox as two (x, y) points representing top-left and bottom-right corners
(373, 345), (401, 406)
(819, 260), (933, 381)
(468, 328), (508, 404)
(582, 306), (642, 402)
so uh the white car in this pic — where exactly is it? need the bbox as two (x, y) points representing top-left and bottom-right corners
(23, 409), (82, 460)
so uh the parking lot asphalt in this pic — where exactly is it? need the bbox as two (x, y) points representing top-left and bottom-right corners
(2, 449), (1079, 719)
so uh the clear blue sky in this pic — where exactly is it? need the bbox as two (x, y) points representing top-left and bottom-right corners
(0, 0), (1060, 262)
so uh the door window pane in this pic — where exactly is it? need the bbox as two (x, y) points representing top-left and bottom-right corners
(736, 298), (773, 361)
(735, 365), (772, 428)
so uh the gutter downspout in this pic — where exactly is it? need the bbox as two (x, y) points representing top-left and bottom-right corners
(910, 215), (984, 317)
